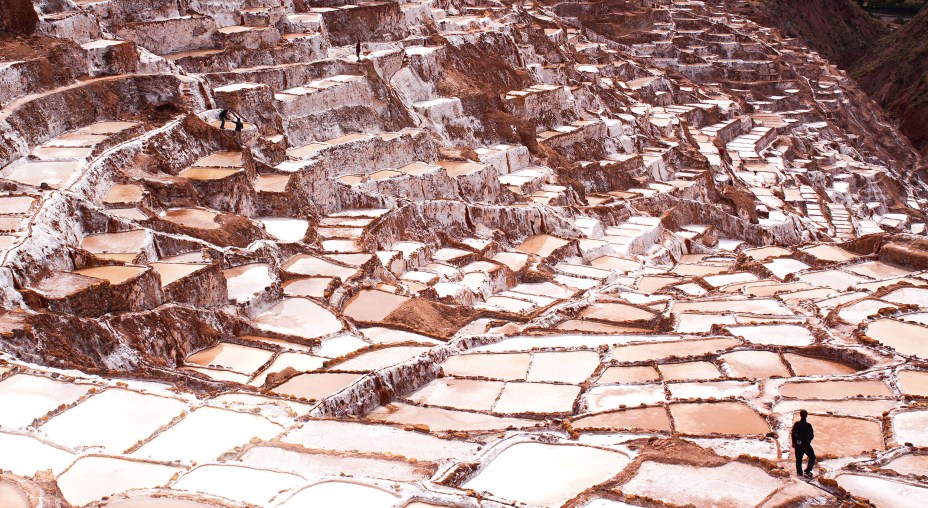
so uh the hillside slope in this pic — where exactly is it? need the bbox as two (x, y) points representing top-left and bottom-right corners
(746, 0), (890, 68)
(852, 5), (928, 153)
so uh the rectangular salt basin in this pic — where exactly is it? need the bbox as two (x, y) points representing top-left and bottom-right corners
(186, 342), (274, 374)
(132, 407), (283, 463)
(38, 389), (186, 453)
(365, 401), (534, 432)
(56, 456), (181, 507)
(0, 431), (75, 476)
(442, 353), (532, 380)
(283, 419), (480, 462)
(494, 382), (580, 414)
(407, 377), (504, 411)
(0, 375), (92, 428)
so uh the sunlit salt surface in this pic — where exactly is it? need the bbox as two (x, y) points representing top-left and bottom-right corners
(99, 496), (220, 508)
(253, 297), (343, 339)
(39, 388), (186, 453)
(463, 442), (630, 506)
(897, 369), (928, 397)
(794, 415), (884, 456)
(257, 217), (309, 242)
(407, 377), (504, 411)
(223, 263), (272, 303)
(186, 342), (274, 374)
(172, 464), (304, 506)
(0, 431), (74, 476)
(0, 480), (29, 508)
(780, 353), (855, 375)
(720, 350), (790, 378)
(443, 353), (532, 380)
(573, 406), (672, 432)
(331, 346), (429, 372)
(250, 352), (326, 386)
(57, 456), (181, 506)
(0, 374), (92, 428)
(276, 481), (400, 508)
(365, 402), (534, 431)
(892, 410), (928, 447)
(882, 453), (928, 476)
(132, 407), (283, 463)
(271, 372), (363, 400)
(283, 419), (480, 461)
(866, 319), (928, 359)
(778, 379), (892, 399)
(834, 474), (928, 507)
(726, 324), (813, 346)
(621, 461), (781, 507)
(670, 402), (768, 435)
(494, 382), (580, 414)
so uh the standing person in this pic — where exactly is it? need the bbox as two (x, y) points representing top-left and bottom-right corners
(792, 410), (816, 478)
(218, 109), (229, 130)
(356, 40), (361, 62)
(233, 115), (244, 143)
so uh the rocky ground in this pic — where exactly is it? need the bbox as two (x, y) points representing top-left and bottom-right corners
(1, 0), (927, 507)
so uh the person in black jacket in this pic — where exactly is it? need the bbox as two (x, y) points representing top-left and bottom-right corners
(792, 410), (816, 477)
(218, 109), (229, 130)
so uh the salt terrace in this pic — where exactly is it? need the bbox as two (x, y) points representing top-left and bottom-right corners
(1, 0), (927, 506)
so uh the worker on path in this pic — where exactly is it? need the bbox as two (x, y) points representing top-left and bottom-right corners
(791, 409), (816, 478)
(234, 115), (244, 133)
(218, 109), (229, 130)
(356, 40), (362, 62)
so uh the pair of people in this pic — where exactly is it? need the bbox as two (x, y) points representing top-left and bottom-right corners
(217, 109), (244, 132)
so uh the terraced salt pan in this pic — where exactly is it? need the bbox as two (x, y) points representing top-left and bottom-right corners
(463, 442), (630, 506)
(882, 453), (928, 476)
(0, 481), (28, 508)
(671, 298), (792, 315)
(253, 298), (343, 339)
(271, 372), (363, 400)
(573, 406), (672, 432)
(721, 350), (790, 378)
(407, 378), (504, 411)
(39, 389), (186, 453)
(774, 399), (898, 417)
(258, 217), (309, 242)
(834, 474), (928, 507)
(676, 312), (737, 333)
(892, 410), (928, 447)
(343, 289), (409, 322)
(74, 265), (148, 284)
(668, 380), (758, 400)
(658, 361), (721, 381)
(529, 350), (600, 383)
(100, 496), (220, 508)
(172, 464), (303, 506)
(365, 402), (533, 431)
(838, 299), (897, 324)
(250, 352), (326, 387)
(586, 384), (665, 410)
(596, 366), (660, 384)
(331, 346), (429, 372)
(516, 234), (570, 257)
(612, 338), (740, 362)
(161, 208), (221, 230)
(800, 244), (859, 262)
(580, 302), (655, 323)
(186, 342), (273, 374)
(442, 353), (531, 380)
(0, 431), (75, 476)
(726, 324), (813, 346)
(620, 461), (782, 507)
(881, 287), (928, 307)
(866, 319), (928, 359)
(0, 374), (92, 428)
(670, 402), (768, 435)
(799, 270), (869, 290)
(241, 444), (429, 482)
(778, 379), (892, 399)
(223, 263), (272, 303)
(132, 407), (283, 463)
(897, 369), (928, 397)
(148, 262), (207, 287)
(782, 353), (856, 375)
(283, 419), (480, 462)
(494, 382), (580, 414)
(792, 414), (884, 456)
(282, 254), (358, 279)
(845, 261), (910, 279)
(282, 277), (332, 298)
(57, 456), (181, 507)
(277, 481), (400, 508)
